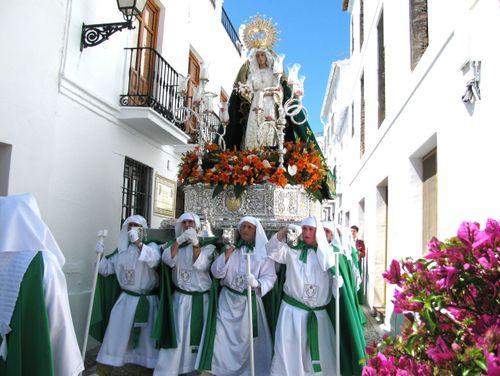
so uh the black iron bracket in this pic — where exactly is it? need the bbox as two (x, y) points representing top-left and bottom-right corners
(80, 21), (134, 51)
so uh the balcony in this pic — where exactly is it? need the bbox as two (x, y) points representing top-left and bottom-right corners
(118, 47), (190, 145)
(221, 7), (242, 56)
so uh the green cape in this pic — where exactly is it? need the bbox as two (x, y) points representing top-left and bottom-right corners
(328, 252), (367, 376)
(152, 237), (219, 350)
(0, 252), (54, 376)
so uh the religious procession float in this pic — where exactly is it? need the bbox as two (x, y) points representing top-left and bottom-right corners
(85, 15), (367, 376)
(168, 14), (335, 233)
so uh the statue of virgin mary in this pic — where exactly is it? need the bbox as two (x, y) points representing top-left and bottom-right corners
(221, 15), (336, 200)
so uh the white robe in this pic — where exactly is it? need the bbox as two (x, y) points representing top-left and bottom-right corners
(201, 247), (277, 376)
(245, 67), (280, 149)
(97, 243), (160, 368)
(41, 251), (85, 376)
(266, 235), (338, 376)
(154, 243), (215, 376)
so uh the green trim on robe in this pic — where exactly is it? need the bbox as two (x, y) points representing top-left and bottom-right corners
(152, 237), (219, 350)
(327, 252), (367, 376)
(89, 249), (121, 343)
(0, 252), (54, 376)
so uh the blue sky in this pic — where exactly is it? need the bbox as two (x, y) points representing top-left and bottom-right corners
(223, 0), (351, 133)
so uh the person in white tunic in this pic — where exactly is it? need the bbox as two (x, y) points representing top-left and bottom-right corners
(154, 212), (216, 375)
(0, 194), (84, 376)
(96, 215), (160, 373)
(203, 216), (277, 376)
(266, 216), (338, 376)
(243, 48), (281, 149)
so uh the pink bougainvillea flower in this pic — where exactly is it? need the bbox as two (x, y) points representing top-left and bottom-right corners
(426, 337), (456, 365)
(383, 259), (402, 285)
(457, 221), (481, 247)
(445, 266), (459, 289)
(484, 218), (500, 243)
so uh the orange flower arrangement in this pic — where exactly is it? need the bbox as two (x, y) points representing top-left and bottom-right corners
(178, 142), (328, 200)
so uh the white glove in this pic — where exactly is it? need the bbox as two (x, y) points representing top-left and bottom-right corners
(128, 228), (140, 243)
(95, 241), (105, 254)
(332, 275), (344, 299)
(176, 232), (189, 245)
(246, 273), (260, 289)
(184, 228), (199, 247)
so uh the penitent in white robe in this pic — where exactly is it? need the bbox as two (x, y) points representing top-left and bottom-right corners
(96, 243), (161, 368)
(244, 67), (280, 150)
(266, 235), (338, 376)
(153, 243), (215, 376)
(201, 247), (277, 376)
(43, 251), (85, 376)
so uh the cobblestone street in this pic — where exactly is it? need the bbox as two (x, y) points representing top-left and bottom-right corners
(84, 305), (385, 375)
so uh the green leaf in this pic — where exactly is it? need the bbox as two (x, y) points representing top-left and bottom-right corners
(212, 183), (224, 198)
(405, 335), (417, 356)
(234, 184), (245, 198)
(474, 358), (488, 372)
(422, 309), (437, 334)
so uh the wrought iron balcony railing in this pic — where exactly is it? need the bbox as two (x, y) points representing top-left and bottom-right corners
(221, 7), (242, 56)
(120, 47), (185, 130)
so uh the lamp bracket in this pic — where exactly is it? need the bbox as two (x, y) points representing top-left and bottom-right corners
(81, 20), (134, 51)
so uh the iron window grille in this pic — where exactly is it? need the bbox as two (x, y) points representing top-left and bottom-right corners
(121, 157), (153, 225)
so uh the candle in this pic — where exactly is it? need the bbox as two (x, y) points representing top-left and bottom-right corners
(200, 64), (210, 81)
(178, 74), (189, 95)
(273, 54), (285, 75)
(219, 102), (230, 123)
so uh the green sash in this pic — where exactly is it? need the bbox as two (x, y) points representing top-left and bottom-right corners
(152, 237), (219, 350)
(122, 290), (155, 348)
(196, 279), (220, 372)
(174, 287), (209, 351)
(224, 286), (258, 338)
(282, 293), (327, 373)
(0, 252), (54, 376)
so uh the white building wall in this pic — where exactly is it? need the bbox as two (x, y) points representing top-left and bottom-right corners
(0, 0), (243, 345)
(323, 0), (500, 329)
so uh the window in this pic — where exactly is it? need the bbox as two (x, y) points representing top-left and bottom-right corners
(0, 142), (12, 195)
(360, 73), (365, 156)
(351, 103), (355, 137)
(186, 51), (202, 135)
(410, 0), (429, 70)
(359, 0), (364, 50)
(377, 10), (386, 128)
(220, 89), (228, 104)
(422, 148), (437, 254)
(122, 157), (153, 225)
(351, 18), (354, 55)
(128, 0), (160, 102)
(330, 113), (335, 141)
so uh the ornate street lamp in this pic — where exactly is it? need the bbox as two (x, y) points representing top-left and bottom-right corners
(81, 0), (147, 51)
